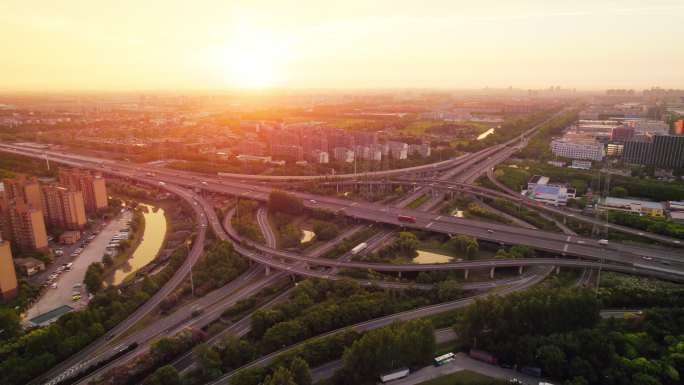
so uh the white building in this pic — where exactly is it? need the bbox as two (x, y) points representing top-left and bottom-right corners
(630, 120), (670, 135)
(333, 147), (354, 163)
(551, 138), (605, 161)
(409, 143), (432, 157)
(311, 150), (329, 164)
(387, 141), (408, 160)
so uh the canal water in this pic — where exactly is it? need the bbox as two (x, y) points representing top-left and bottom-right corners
(111, 204), (167, 285)
(413, 250), (453, 264)
(300, 229), (315, 243)
(477, 128), (495, 140)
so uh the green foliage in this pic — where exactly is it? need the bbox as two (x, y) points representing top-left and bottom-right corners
(0, 308), (21, 341)
(436, 280), (463, 302)
(311, 220), (339, 242)
(268, 191), (303, 215)
(598, 273), (684, 308)
(456, 288), (684, 385)
(193, 241), (249, 295)
(517, 111), (578, 160)
(488, 198), (557, 230)
(337, 319), (435, 383)
(364, 232), (419, 262)
(231, 200), (263, 243)
(252, 279), (430, 354)
(611, 186), (629, 197)
(445, 235), (479, 259)
(84, 262), (105, 293)
(607, 212), (684, 240)
(141, 365), (181, 385)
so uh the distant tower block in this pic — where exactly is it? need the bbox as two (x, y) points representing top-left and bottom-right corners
(0, 239), (18, 301)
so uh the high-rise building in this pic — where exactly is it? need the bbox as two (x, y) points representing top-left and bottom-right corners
(2, 175), (43, 212)
(58, 169), (108, 213)
(0, 239), (18, 300)
(42, 185), (87, 230)
(651, 135), (684, 169)
(623, 135), (684, 169)
(0, 199), (49, 252)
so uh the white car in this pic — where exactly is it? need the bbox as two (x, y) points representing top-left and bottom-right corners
(309, 199), (317, 204)
(51, 283), (58, 289)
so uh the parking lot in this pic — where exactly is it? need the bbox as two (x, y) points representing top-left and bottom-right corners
(25, 210), (133, 322)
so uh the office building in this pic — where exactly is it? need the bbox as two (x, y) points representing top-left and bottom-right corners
(550, 138), (605, 161)
(623, 135), (684, 169)
(42, 185), (87, 230)
(0, 239), (18, 300)
(58, 169), (108, 213)
(333, 147), (354, 163)
(0, 199), (49, 252)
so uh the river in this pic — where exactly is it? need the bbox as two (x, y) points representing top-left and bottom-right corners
(111, 204), (167, 285)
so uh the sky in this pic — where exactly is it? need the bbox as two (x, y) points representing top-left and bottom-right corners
(1, 0), (683, 92)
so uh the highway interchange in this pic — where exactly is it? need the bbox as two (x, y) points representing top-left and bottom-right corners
(2, 113), (684, 385)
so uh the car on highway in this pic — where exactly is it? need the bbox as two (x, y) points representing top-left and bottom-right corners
(487, 229), (494, 234)
(309, 199), (317, 204)
(641, 256), (653, 261)
(51, 283), (58, 289)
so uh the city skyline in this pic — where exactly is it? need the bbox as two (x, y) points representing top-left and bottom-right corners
(2, 0), (684, 92)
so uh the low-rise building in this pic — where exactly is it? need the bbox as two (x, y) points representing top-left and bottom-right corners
(570, 160), (592, 170)
(59, 230), (81, 245)
(551, 138), (605, 161)
(598, 197), (665, 217)
(528, 185), (570, 206)
(13, 257), (46, 277)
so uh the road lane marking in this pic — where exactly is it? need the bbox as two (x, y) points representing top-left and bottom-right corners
(566, 236), (571, 242)
(563, 244), (569, 252)
(435, 215), (442, 220)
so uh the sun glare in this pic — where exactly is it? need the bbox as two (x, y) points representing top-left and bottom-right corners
(215, 25), (293, 89)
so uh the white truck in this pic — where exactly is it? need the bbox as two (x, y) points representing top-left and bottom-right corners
(598, 239), (609, 246)
(350, 242), (368, 255)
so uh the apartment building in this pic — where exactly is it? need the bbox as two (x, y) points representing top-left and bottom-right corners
(58, 169), (108, 213)
(42, 185), (87, 230)
(0, 239), (18, 300)
(0, 199), (49, 252)
(2, 175), (43, 212)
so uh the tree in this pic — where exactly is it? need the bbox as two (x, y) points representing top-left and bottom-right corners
(263, 366), (297, 385)
(193, 343), (222, 379)
(446, 235), (479, 258)
(84, 262), (104, 293)
(102, 254), (114, 267)
(436, 280), (463, 302)
(141, 365), (180, 385)
(288, 356), (312, 385)
(0, 308), (21, 340)
(611, 186), (628, 197)
(537, 344), (566, 378)
(268, 191), (303, 215)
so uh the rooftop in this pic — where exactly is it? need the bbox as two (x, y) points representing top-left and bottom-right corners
(603, 197), (664, 210)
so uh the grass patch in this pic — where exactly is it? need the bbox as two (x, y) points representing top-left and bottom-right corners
(407, 193), (431, 209)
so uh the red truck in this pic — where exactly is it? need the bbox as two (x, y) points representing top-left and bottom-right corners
(469, 349), (498, 365)
(397, 215), (417, 223)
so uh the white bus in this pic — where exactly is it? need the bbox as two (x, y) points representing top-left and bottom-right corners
(380, 368), (409, 383)
(434, 352), (455, 366)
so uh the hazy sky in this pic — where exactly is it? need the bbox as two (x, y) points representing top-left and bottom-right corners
(2, 0), (683, 92)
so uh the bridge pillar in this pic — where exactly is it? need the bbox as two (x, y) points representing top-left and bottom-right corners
(489, 267), (495, 279)
(464, 269), (469, 280)
(398, 271), (402, 278)
(555, 266), (560, 275)
(265, 266), (271, 276)
(518, 266), (524, 275)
